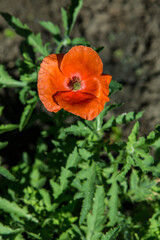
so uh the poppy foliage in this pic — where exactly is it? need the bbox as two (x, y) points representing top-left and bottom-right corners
(38, 46), (112, 120)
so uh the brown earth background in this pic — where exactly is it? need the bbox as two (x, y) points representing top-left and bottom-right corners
(0, 0), (160, 137)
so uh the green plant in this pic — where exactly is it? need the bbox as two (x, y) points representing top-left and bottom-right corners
(0, 1), (160, 239)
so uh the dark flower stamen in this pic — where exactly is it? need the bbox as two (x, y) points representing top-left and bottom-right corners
(68, 76), (81, 91)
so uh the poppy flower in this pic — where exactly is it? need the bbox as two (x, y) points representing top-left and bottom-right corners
(38, 45), (112, 120)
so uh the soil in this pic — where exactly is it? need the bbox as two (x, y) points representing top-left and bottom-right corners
(0, 0), (160, 136)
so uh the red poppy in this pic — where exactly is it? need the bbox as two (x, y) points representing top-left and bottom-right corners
(38, 46), (112, 120)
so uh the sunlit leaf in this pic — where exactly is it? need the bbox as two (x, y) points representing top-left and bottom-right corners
(101, 227), (120, 240)
(0, 197), (38, 222)
(0, 12), (31, 37)
(0, 166), (16, 181)
(28, 33), (49, 56)
(0, 124), (19, 134)
(19, 97), (38, 131)
(86, 186), (105, 239)
(0, 223), (22, 235)
(0, 65), (26, 88)
(79, 163), (96, 225)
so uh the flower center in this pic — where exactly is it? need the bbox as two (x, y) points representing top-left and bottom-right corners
(68, 76), (81, 91)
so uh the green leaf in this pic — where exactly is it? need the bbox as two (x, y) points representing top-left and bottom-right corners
(79, 148), (93, 161)
(66, 147), (80, 169)
(116, 111), (143, 125)
(0, 12), (31, 37)
(102, 116), (115, 130)
(146, 125), (160, 145)
(107, 181), (119, 226)
(50, 167), (72, 199)
(19, 86), (30, 105)
(101, 227), (120, 240)
(106, 103), (123, 113)
(0, 124), (19, 134)
(102, 111), (143, 131)
(68, 0), (83, 34)
(61, 8), (68, 36)
(109, 80), (122, 96)
(61, 121), (92, 137)
(130, 169), (139, 190)
(0, 223), (22, 235)
(19, 98), (38, 131)
(28, 33), (49, 56)
(0, 197), (38, 222)
(39, 189), (52, 211)
(128, 122), (139, 142)
(0, 65), (26, 88)
(94, 46), (104, 53)
(86, 186), (105, 239)
(39, 21), (61, 44)
(39, 20), (60, 35)
(72, 224), (85, 240)
(26, 231), (41, 240)
(71, 37), (89, 46)
(0, 141), (8, 149)
(0, 166), (16, 181)
(128, 175), (155, 202)
(79, 164), (96, 225)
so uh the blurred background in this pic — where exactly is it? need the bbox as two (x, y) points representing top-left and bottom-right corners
(0, 0), (160, 135)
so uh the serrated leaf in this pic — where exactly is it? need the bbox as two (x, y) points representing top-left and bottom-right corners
(60, 167), (72, 191)
(86, 186), (105, 239)
(101, 227), (120, 240)
(109, 80), (122, 96)
(0, 197), (38, 222)
(39, 21), (61, 44)
(62, 121), (92, 137)
(72, 224), (85, 240)
(19, 86), (30, 104)
(28, 33), (49, 56)
(102, 111), (143, 131)
(79, 148), (92, 161)
(66, 147), (79, 169)
(19, 98), (38, 131)
(50, 167), (72, 199)
(107, 181), (119, 226)
(106, 103), (123, 112)
(116, 111), (143, 125)
(39, 20), (60, 35)
(130, 169), (139, 190)
(102, 116), (115, 130)
(39, 189), (52, 211)
(71, 37), (89, 46)
(0, 166), (16, 181)
(0, 223), (22, 235)
(146, 124), (160, 145)
(129, 175), (156, 202)
(128, 121), (139, 142)
(68, 0), (83, 34)
(0, 12), (31, 37)
(79, 164), (96, 225)
(61, 8), (68, 36)
(0, 65), (26, 88)
(0, 124), (19, 134)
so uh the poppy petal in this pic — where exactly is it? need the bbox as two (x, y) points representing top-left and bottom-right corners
(38, 54), (68, 112)
(53, 91), (105, 120)
(60, 46), (103, 80)
(80, 78), (100, 97)
(96, 74), (112, 103)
